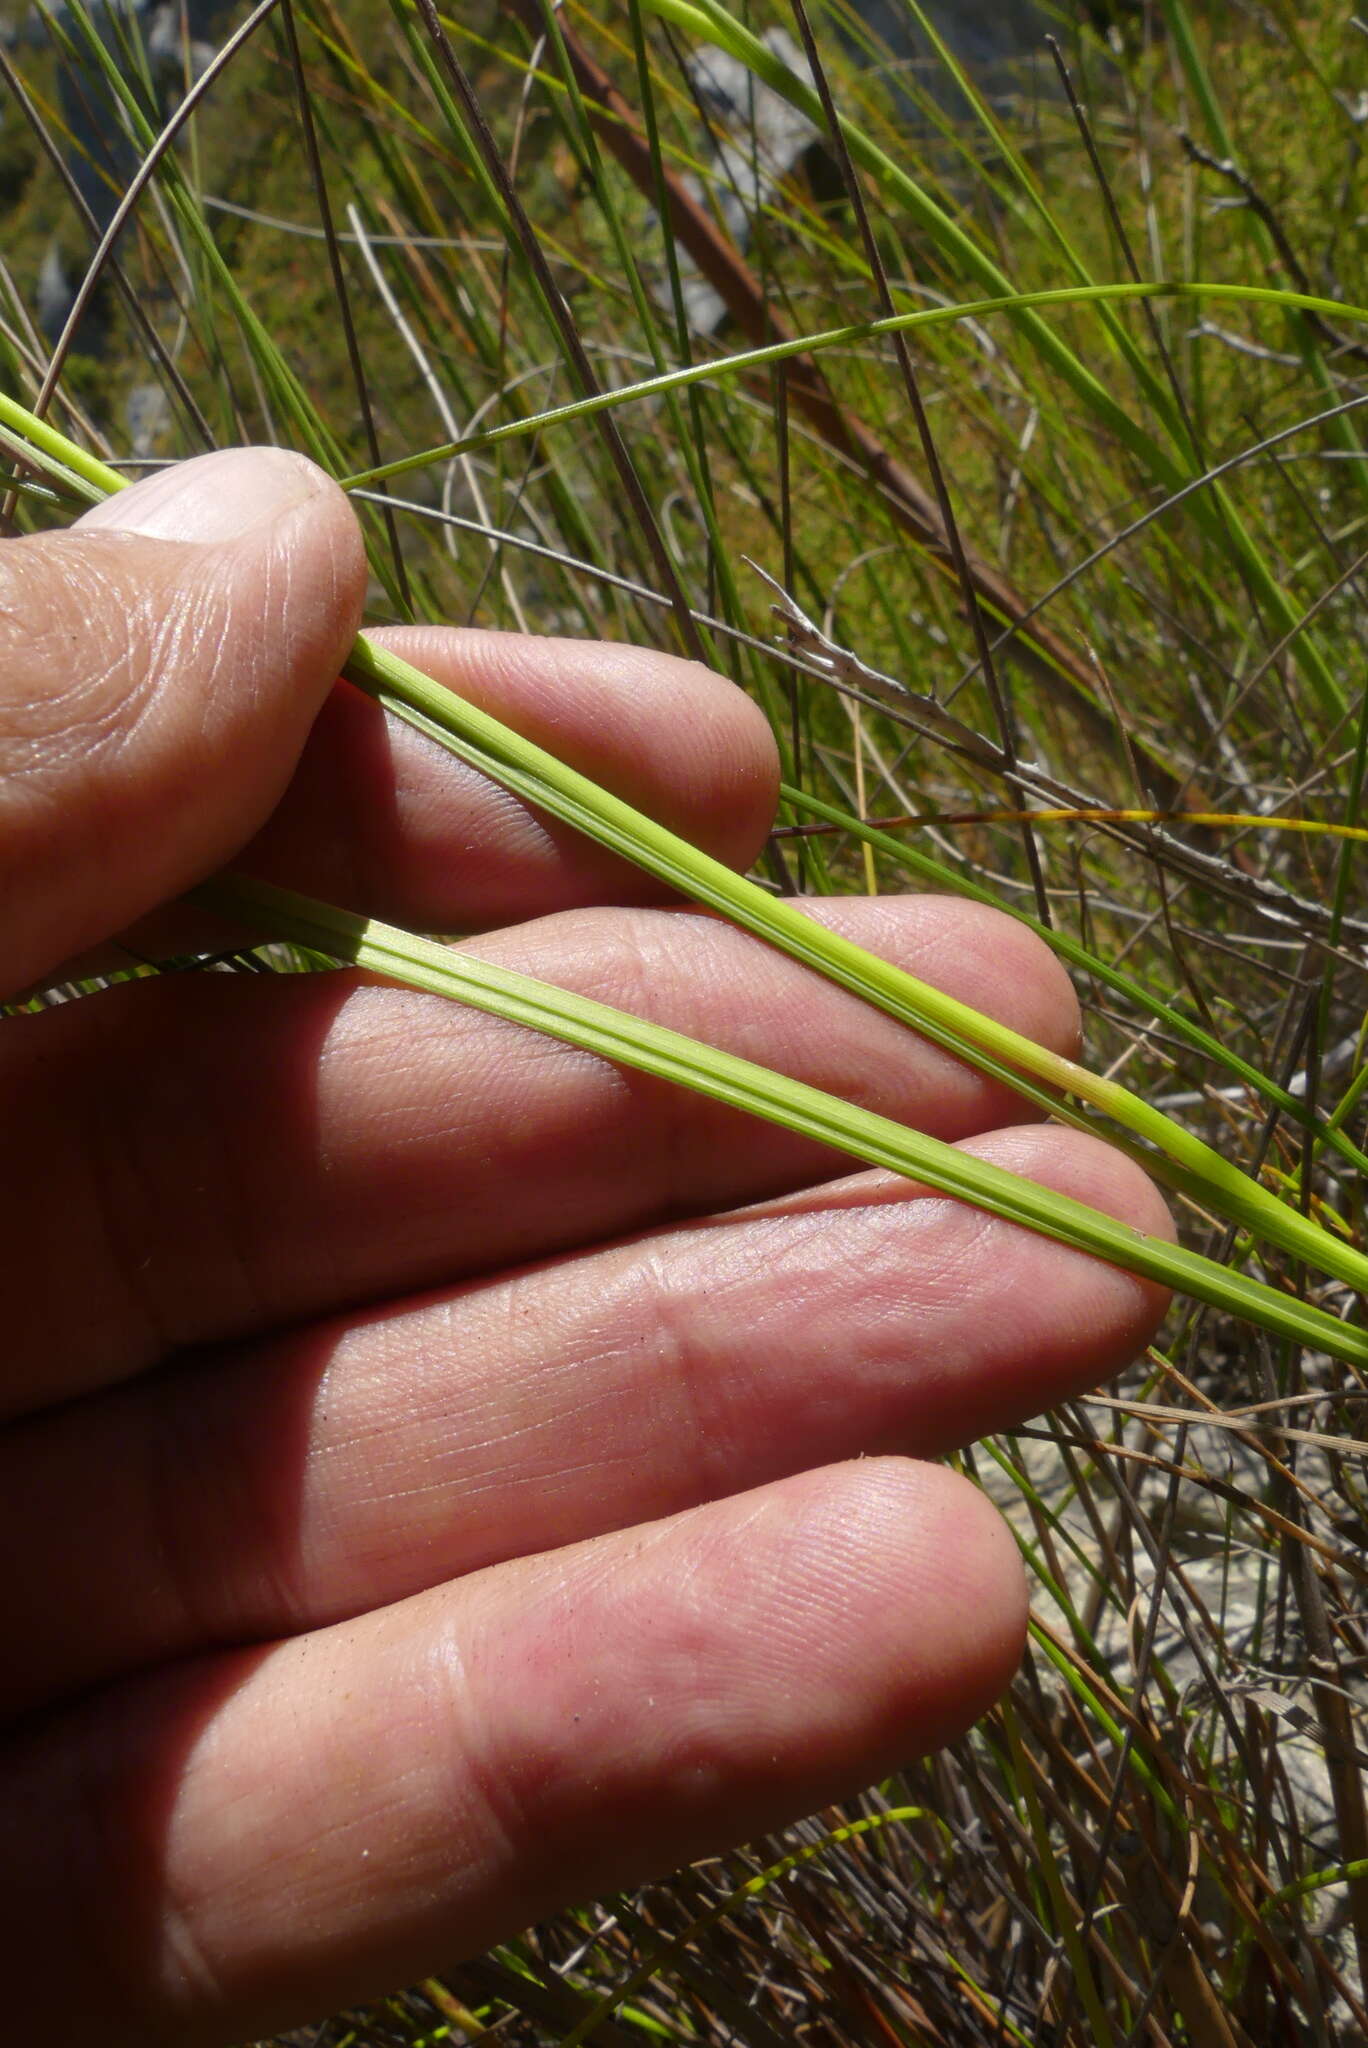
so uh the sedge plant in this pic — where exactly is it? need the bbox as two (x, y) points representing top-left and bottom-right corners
(7, 2), (1368, 2040)
(8, 382), (1366, 1365)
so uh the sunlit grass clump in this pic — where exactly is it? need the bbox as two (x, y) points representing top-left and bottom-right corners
(5, 0), (1368, 2040)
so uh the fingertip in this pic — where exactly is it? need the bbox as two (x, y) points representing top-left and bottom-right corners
(74, 448), (367, 724)
(650, 651), (780, 873)
(1, 448), (366, 994)
(76, 446), (347, 549)
(360, 626), (780, 899)
(960, 1124), (1174, 1378)
(976, 903), (1082, 1058)
(464, 1456), (1029, 1862)
(778, 1457), (1028, 1749)
(973, 1122), (1176, 1248)
(888, 897), (1082, 1060)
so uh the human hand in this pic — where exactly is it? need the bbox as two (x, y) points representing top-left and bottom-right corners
(0, 448), (1170, 2044)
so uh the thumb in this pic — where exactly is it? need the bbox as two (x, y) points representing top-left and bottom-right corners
(0, 447), (366, 998)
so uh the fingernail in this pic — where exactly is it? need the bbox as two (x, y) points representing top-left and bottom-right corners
(76, 446), (326, 545)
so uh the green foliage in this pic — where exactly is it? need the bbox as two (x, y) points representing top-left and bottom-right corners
(6, 0), (1368, 2040)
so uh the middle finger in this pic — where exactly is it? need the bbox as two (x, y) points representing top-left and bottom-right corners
(5, 895), (1078, 1413)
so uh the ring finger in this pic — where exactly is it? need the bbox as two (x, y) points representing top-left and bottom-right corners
(4, 1123), (1169, 1717)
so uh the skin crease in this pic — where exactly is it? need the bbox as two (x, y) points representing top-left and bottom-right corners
(0, 449), (1172, 2046)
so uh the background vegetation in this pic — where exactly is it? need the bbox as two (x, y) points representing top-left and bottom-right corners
(5, 0), (1368, 2040)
